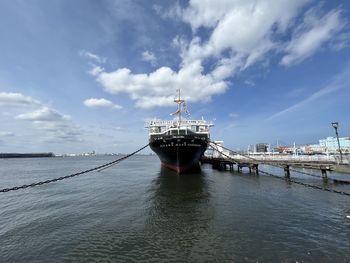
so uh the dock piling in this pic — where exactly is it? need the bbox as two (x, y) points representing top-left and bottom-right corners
(253, 164), (259, 175)
(321, 167), (328, 182)
(229, 163), (234, 171)
(284, 165), (290, 179)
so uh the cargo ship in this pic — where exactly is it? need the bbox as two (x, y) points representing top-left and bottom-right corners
(145, 90), (213, 173)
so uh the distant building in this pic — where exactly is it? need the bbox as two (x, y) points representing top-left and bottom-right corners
(255, 143), (268, 153)
(309, 136), (350, 154)
(270, 136), (350, 155)
(319, 137), (350, 149)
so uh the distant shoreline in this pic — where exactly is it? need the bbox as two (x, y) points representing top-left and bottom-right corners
(0, 153), (155, 159)
(0, 153), (54, 158)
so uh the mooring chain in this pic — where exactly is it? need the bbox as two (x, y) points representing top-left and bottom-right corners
(259, 170), (350, 197)
(0, 143), (149, 193)
(208, 141), (350, 197)
(286, 167), (323, 179)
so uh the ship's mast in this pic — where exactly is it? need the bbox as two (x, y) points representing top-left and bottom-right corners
(174, 89), (185, 126)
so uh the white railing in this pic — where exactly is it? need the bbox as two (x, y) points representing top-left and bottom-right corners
(206, 147), (350, 164)
(228, 154), (350, 164)
(145, 119), (213, 128)
(145, 119), (213, 135)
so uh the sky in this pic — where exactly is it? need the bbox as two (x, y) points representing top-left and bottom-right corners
(1, 0), (350, 154)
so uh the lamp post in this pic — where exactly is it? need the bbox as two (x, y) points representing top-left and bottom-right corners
(331, 122), (343, 164)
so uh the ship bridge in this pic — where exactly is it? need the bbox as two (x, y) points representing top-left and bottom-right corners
(145, 119), (213, 136)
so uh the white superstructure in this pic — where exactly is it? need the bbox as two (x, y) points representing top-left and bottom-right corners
(145, 119), (213, 137)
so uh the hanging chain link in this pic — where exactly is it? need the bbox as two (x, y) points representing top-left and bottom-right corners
(0, 144), (149, 193)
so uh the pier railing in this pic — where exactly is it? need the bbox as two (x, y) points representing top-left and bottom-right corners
(206, 149), (350, 165)
(228, 154), (349, 165)
(237, 154), (334, 162)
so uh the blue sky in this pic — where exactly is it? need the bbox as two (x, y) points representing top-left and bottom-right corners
(1, 0), (350, 154)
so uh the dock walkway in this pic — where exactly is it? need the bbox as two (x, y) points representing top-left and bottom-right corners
(201, 154), (350, 182)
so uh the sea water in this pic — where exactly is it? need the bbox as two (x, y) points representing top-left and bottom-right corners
(0, 155), (350, 262)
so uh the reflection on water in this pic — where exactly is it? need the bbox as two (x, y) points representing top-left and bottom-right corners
(146, 166), (211, 218)
(143, 167), (214, 260)
(148, 166), (210, 202)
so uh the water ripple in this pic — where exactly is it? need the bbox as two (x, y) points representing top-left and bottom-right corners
(0, 156), (349, 262)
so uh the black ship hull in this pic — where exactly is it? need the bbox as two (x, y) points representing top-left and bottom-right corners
(150, 134), (208, 173)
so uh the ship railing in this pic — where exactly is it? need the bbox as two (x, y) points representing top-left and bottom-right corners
(148, 128), (210, 135)
(145, 119), (213, 128)
(147, 125), (211, 135)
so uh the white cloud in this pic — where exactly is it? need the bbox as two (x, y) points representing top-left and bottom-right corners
(244, 80), (255, 87)
(15, 106), (80, 142)
(89, 0), (347, 109)
(84, 98), (122, 109)
(141, 50), (157, 65)
(94, 1), (309, 108)
(281, 8), (345, 66)
(184, 0), (308, 33)
(79, 50), (106, 64)
(179, 0), (309, 65)
(0, 92), (40, 106)
(329, 32), (350, 51)
(208, 55), (242, 81)
(181, 0), (233, 31)
(89, 66), (104, 76)
(0, 92), (81, 143)
(153, 3), (182, 21)
(94, 61), (227, 108)
(16, 107), (70, 122)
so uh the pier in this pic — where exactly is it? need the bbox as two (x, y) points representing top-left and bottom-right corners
(201, 141), (350, 184)
(201, 156), (260, 174)
(200, 154), (346, 173)
(200, 155), (350, 185)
